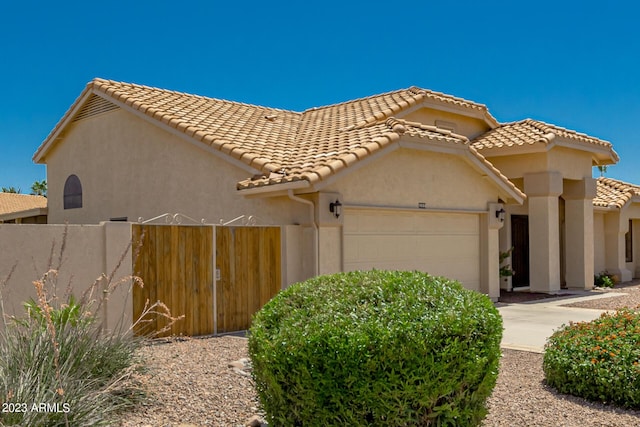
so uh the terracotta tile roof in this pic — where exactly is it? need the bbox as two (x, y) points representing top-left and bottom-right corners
(91, 79), (301, 173)
(0, 193), (47, 217)
(34, 79), (501, 190)
(471, 119), (618, 161)
(594, 177), (640, 208)
(237, 117), (474, 189)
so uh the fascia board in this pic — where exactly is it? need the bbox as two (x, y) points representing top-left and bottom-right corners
(33, 89), (94, 163)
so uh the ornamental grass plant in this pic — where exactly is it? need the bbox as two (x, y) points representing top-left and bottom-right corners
(249, 270), (503, 426)
(544, 308), (640, 408)
(0, 227), (181, 426)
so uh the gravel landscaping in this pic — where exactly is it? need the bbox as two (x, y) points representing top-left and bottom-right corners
(116, 284), (640, 426)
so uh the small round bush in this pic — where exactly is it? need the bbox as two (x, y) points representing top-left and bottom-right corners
(248, 270), (503, 426)
(544, 308), (640, 408)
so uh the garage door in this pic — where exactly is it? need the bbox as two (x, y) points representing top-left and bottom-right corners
(343, 209), (480, 291)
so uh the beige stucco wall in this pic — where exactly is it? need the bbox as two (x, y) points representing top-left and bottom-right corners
(325, 148), (501, 210)
(44, 109), (307, 226)
(402, 107), (490, 139)
(0, 223), (132, 332)
(594, 211), (606, 275)
(485, 148), (593, 181)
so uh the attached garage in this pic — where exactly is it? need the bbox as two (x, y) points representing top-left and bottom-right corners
(343, 208), (481, 291)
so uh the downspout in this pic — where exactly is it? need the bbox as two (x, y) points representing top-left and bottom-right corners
(287, 190), (319, 276)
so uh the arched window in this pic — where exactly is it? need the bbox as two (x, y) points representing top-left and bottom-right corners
(63, 174), (82, 209)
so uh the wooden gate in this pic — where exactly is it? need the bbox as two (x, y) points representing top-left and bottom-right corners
(132, 224), (214, 337)
(215, 226), (281, 333)
(132, 224), (282, 336)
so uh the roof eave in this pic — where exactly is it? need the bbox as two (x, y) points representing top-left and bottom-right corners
(237, 180), (311, 197)
(553, 140), (619, 165)
(0, 207), (48, 222)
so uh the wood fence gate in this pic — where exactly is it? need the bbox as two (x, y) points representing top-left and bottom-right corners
(215, 226), (281, 333)
(132, 224), (281, 337)
(132, 224), (214, 337)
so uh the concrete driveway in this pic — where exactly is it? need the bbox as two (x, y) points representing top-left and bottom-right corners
(497, 292), (625, 353)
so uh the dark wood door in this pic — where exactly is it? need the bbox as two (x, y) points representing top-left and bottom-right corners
(511, 215), (530, 288)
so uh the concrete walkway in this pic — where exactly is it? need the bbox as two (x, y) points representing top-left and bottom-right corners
(498, 292), (626, 353)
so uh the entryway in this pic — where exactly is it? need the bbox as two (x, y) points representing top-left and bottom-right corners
(510, 215), (530, 288)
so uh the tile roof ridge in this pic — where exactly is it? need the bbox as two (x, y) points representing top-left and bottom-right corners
(90, 78), (300, 114)
(598, 176), (640, 191)
(407, 86), (489, 111)
(303, 87), (416, 114)
(385, 117), (470, 143)
(518, 118), (612, 146)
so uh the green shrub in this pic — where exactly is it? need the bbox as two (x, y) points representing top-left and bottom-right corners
(594, 271), (615, 288)
(248, 270), (503, 426)
(543, 309), (640, 408)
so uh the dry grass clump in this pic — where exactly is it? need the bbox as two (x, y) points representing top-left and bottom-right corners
(0, 226), (182, 426)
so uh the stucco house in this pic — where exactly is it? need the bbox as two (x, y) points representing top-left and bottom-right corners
(593, 177), (640, 283)
(31, 78), (632, 299)
(0, 193), (47, 223)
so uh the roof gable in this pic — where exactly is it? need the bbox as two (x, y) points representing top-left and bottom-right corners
(471, 119), (619, 164)
(34, 79), (302, 174)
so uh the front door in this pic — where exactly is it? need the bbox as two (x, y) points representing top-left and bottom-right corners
(511, 215), (530, 288)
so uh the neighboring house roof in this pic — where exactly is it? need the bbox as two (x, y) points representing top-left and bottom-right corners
(471, 119), (619, 164)
(0, 193), (48, 221)
(33, 79), (524, 202)
(594, 177), (640, 209)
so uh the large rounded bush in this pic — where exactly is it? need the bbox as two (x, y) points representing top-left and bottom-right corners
(544, 308), (640, 408)
(248, 270), (503, 426)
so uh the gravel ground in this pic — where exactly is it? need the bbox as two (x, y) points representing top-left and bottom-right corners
(117, 285), (640, 427)
(563, 281), (640, 310)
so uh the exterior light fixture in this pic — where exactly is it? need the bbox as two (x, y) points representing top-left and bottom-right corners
(329, 200), (342, 218)
(495, 208), (506, 222)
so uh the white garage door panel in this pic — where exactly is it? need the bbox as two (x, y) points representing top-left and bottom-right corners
(344, 210), (480, 291)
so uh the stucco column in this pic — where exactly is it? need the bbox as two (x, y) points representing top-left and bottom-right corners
(604, 211), (633, 282)
(524, 172), (563, 293)
(563, 178), (596, 289)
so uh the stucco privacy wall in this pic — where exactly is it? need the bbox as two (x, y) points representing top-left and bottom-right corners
(44, 108), (308, 226)
(0, 223), (132, 331)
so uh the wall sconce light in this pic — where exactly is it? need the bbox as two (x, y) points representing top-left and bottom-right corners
(495, 208), (506, 222)
(329, 199), (342, 218)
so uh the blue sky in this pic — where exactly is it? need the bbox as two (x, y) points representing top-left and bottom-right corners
(1, 1), (639, 193)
